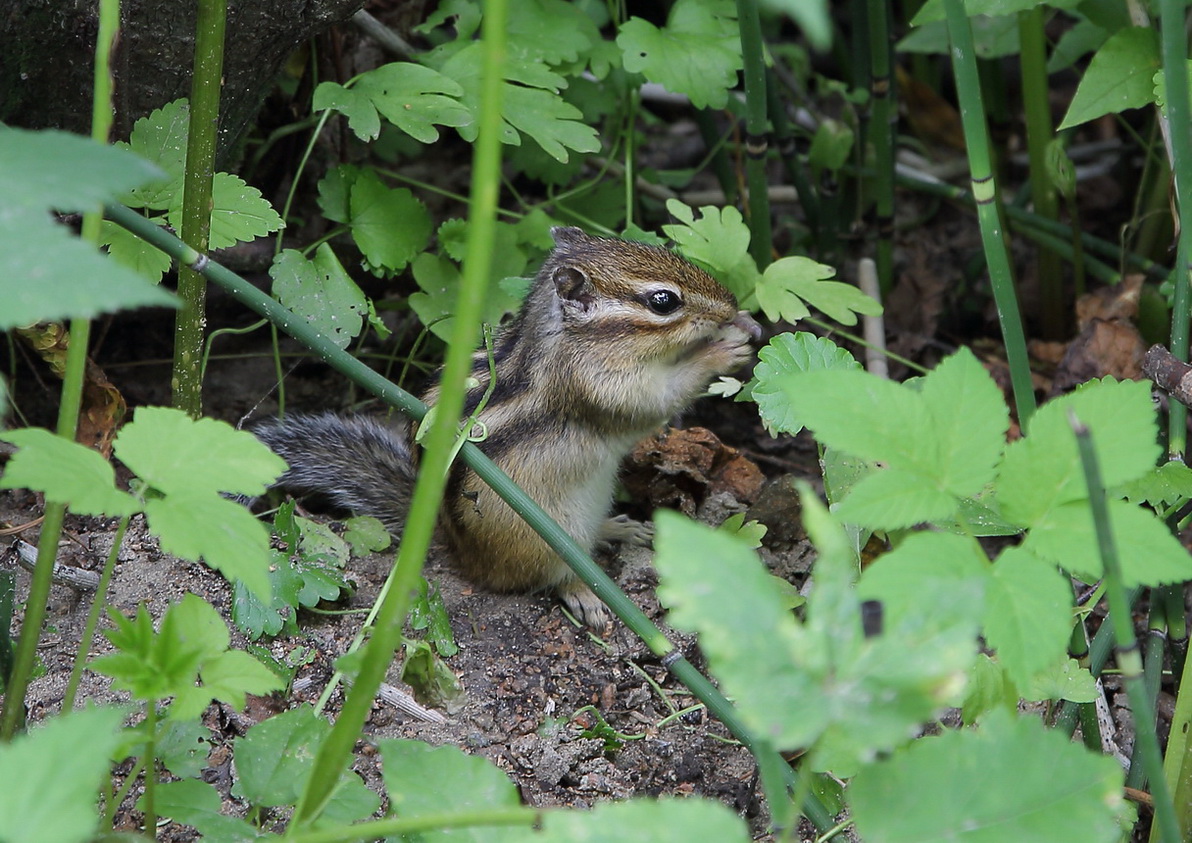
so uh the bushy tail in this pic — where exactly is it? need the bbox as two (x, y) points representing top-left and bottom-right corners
(251, 413), (415, 534)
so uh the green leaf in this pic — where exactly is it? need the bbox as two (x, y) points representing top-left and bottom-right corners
(93, 602), (206, 702)
(409, 252), (524, 341)
(350, 63), (472, 144)
(117, 98), (189, 208)
(152, 779), (266, 842)
(960, 654), (1017, 725)
(347, 171), (432, 274)
(1059, 28), (1161, 130)
(155, 719), (212, 778)
(100, 219), (173, 283)
(911, 0), (1083, 26)
(1023, 658), (1099, 704)
(174, 650), (281, 720)
(145, 493), (273, 600)
(343, 515), (392, 554)
(270, 246), (368, 350)
(857, 532), (989, 626)
(1024, 499), (1192, 587)
(233, 706), (329, 807)
(1121, 459), (1192, 508)
(758, 0), (830, 51)
(834, 468), (960, 530)
(661, 201), (759, 300)
(312, 81), (382, 141)
(507, 0), (599, 65)
(401, 639), (465, 711)
(807, 118), (855, 171)
(113, 406), (287, 498)
(618, 0), (742, 109)
(996, 378), (1159, 527)
(1, 127), (164, 212)
(748, 332), (861, 435)
(849, 711), (1124, 843)
(0, 706), (128, 843)
(379, 739), (522, 840)
(0, 428), (139, 516)
(174, 172), (284, 250)
(983, 548), (1073, 690)
(538, 797), (750, 842)
(759, 256), (882, 326)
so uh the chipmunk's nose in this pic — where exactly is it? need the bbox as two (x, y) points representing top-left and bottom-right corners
(732, 311), (763, 342)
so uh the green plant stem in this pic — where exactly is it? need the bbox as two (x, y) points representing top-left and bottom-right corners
(0, 570), (12, 690)
(944, 0), (1035, 425)
(866, 0), (895, 294)
(1017, 6), (1064, 339)
(61, 516), (129, 711)
(291, 0), (508, 825)
(767, 67), (819, 246)
(736, 0), (771, 266)
(286, 807), (537, 843)
(142, 701), (158, 839)
(172, 0), (227, 418)
(1159, 0), (1192, 458)
(0, 0), (120, 739)
(694, 110), (739, 206)
(1160, 639), (1192, 839)
(1127, 601), (1167, 790)
(1072, 415), (1179, 843)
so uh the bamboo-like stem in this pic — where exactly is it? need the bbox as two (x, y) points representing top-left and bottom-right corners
(103, 200), (834, 831)
(736, 0), (772, 265)
(1018, 7), (1064, 339)
(1071, 414), (1179, 843)
(172, 0), (227, 417)
(866, 0), (895, 294)
(1127, 602), (1167, 790)
(61, 517), (130, 711)
(943, 0), (1036, 424)
(0, 0), (120, 740)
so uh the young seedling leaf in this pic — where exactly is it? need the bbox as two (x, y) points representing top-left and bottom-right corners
(93, 603), (206, 702)
(348, 171), (432, 274)
(113, 406), (287, 498)
(618, 0), (742, 109)
(0, 706), (127, 843)
(0, 428), (139, 516)
(849, 711), (1124, 843)
(271, 246), (368, 350)
(1059, 27), (1161, 130)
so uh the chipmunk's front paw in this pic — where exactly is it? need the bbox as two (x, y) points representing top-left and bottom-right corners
(558, 580), (611, 630)
(598, 514), (655, 548)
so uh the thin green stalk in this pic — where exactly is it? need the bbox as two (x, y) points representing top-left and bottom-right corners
(0, 570), (12, 690)
(61, 516), (130, 711)
(142, 702), (158, 838)
(286, 807), (536, 843)
(0, 0), (119, 739)
(291, 0), (509, 826)
(1071, 414), (1179, 843)
(1159, 0), (1192, 459)
(694, 110), (738, 207)
(866, 0), (895, 294)
(1160, 642), (1192, 839)
(172, 0), (227, 417)
(736, 0), (772, 265)
(943, 0), (1036, 424)
(1017, 6), (1064, 339)
(1127, 601), (1167, 790)
(767, 67), (819, 245)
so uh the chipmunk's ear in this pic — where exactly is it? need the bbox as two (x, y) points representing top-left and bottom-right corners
(553, 264), (597, 314)
(550, 226), (591, 250)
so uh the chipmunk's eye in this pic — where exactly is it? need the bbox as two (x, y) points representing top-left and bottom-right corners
(644, 289), (682, 315)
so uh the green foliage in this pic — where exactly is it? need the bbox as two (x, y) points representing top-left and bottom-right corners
(849, 711), (1123, 843)
(0, 406), (284, 599)
(101, 99), (284, 281)
(0, 707), (127, 843)
(270, 245), (369, 350)
(93, 594), (282, 718)
(0, 128), (177, 330)
(1059, 27), (1161, 129)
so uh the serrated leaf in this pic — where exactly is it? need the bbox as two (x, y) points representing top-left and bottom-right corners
(351, 63), (472, 144)
(93, 602), (206, 702)
(181, 650), (282, 719)
(113, 406), (287, 498)
(756, 256), (881, 326)
(117, 99), (189, 208)
(618, 0), (742, 109)
(100, 219), (173, 282)
(1023, 658), (1099, 703)
(661, 200), (759, 301)
(835, 468), (961, 529)
(849, 711), (1123, 843)
(1121, 459), (1192, 507)
(343, 515), (391, 554)
(233, 706), (328, 807)
(983, 548), (1072, 690)
(165, 172), (283, 250)
(0, 428), (139, 516)
(1, 127), (165, 212)
(748, 332), (861, 435)
(271, 246), (367, 350)
(348, 172), (431, 274)
(1059, 27), (1161, 130)
(539, 797), (750, 842)
(409, 252), (524, 341)
(858, 532), (989, 624)
(997, 378), (1159, 526)
(1024, 498), (1192, 587)
(145, 494), (273, 600)
(0, 706), (128, 843)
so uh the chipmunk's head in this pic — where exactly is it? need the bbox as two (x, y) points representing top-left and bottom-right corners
(540, 227), (759, 363)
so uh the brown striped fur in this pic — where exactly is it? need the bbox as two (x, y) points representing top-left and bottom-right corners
(254, 227), (758, 627)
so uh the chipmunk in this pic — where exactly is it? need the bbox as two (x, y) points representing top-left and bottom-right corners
(252, 227), (759, 627)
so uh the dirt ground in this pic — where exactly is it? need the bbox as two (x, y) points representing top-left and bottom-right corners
(0, 310), (831, 840)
